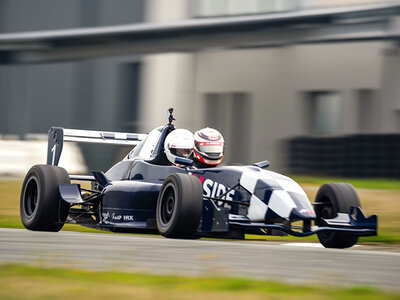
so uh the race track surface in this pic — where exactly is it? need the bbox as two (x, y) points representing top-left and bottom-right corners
(1, 228), (399, 290)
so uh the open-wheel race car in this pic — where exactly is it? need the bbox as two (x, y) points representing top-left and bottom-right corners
(20, 109), (377, 248)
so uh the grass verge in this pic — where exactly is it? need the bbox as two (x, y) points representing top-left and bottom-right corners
(0, 264), (399, 300)
(290, 175), (400, 191)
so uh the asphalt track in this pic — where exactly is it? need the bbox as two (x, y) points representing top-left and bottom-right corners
(1, 228), (399, 291)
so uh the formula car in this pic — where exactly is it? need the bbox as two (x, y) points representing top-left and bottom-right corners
(20, 109), (377, 248)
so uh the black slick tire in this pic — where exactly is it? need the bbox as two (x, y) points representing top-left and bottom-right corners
(315, 183), (360, 249)
(20, 164), (70, 232)
(156, 173), (203, 238)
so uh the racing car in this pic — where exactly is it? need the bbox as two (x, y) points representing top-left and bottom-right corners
(20, 109), (377, 248)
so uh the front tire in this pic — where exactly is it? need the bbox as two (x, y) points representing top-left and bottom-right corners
(20, 164), (70, 232)
(315, 183), (360, 248)
(156, 173), (203, 238)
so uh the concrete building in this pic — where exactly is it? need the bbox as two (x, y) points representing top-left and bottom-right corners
(0, 0), (144, 170)
(140, 0), (400, 173)
(0, 0), (399, 175)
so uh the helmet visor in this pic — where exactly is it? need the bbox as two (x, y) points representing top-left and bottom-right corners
(170, 148), (192, 158)
(195, 142), (224, 158)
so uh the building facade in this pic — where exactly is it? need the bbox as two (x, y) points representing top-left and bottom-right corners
(0, 0), (144, 170)
(0, 0), (399, 175)
(140, 0), (400, 173)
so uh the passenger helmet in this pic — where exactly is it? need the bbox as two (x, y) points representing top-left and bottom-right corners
(193, 127), (224, 166)
(164, 129), (194, 166)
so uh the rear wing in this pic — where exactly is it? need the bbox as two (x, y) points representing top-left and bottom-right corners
(47, 127), (147, 166)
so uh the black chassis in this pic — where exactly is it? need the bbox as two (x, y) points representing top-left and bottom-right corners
(48, 120), (377, 242)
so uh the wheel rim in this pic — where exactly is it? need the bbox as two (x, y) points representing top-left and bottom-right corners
(24, 177), (38, 217)
(159, 184), (176, 226)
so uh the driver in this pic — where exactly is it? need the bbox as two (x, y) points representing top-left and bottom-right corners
(192, 127), (225, 168)
(164, 129), (194, 166)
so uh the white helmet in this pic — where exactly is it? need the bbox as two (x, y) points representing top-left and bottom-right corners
(193, 127), (224, 166)
(164, 129), (194, 166)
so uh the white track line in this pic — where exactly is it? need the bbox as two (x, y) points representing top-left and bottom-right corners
(281, 243), (324, 248)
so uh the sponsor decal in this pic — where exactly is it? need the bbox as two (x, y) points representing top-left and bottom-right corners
(102, 212), (110, 222)
(123, 215), (134, 221)
(192, 175), (235, 208)
(202, 178), (235, 200)
(102, 211), (134, 222)
(203, 178), (235, 209)
(197, 141), (223, 146)
(192, 174), (204, 183)
(193, 175), (235, 201)
(111, 213), (122, 221)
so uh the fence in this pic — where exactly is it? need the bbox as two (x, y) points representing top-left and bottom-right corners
(288, 134), (400, 178)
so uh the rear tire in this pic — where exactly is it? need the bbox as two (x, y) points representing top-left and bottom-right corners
(315, 183), (360, 248)
(20, 164), (70, 232)
(156, 173), (203, 238)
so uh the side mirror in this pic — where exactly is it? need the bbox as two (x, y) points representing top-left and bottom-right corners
(175, 157), (193, 166)
(253, 160), (270, 169)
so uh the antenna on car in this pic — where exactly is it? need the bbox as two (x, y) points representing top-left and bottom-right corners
(168, 108), (175, 127)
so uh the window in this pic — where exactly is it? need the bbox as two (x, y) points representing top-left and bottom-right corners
(118, 62), (141, 133)
(358, 89), (378, 133)
(204, 92), (252, 164)
(194, 0), (296, 18)
(309, 92), (341, 134)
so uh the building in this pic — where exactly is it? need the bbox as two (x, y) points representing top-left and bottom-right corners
(0, 0), (399, 176)
(140, 0), (400, 176)
(0, 0), (144, 171)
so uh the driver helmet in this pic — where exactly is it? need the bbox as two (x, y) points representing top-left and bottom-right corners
(193, 127), (224, 166)
(164, 129), (194, 166)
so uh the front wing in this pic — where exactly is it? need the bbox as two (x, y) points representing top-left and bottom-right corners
(229, 206), (377, 237)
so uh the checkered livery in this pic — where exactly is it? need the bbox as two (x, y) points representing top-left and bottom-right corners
(240, 168), (314, 221)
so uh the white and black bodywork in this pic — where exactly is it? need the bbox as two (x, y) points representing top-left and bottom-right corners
(20, 110), (377, 248)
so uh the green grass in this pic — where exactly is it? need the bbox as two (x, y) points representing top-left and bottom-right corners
(0, 264), (398, 300)
(290, 175), (400, 190)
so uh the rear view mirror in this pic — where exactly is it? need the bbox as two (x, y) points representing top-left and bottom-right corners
(253, 160), (270, 168)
